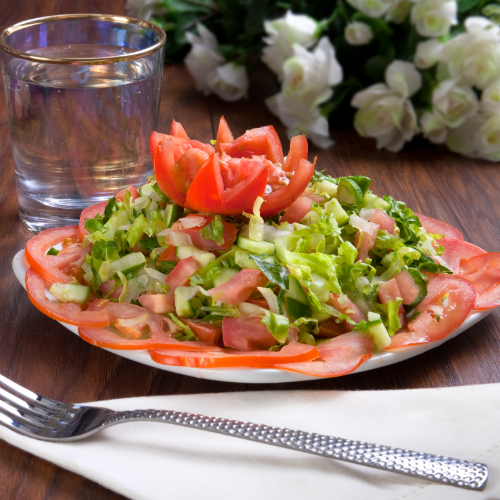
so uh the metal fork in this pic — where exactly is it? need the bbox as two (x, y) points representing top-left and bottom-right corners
(0, 374), (488, 491)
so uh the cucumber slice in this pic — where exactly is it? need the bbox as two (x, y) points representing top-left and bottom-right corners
(164, 203), (184, 228)
(174, 286), (200, 317)
(139, 183), (155, 197)
(235, 248), (276, 270)
(337, 178), (364, 206)
(407, 268), (428, 307)
(285, 297), (311, 320)
(317, 179), (338, 197)
(237, 236), (275, 255)
(109, 252), (146, 276)
(213, 268), (239, 287)
(50, 283), (90, 305)
(176, 245), (216, 267)
(367, 312), (391, 350)
(363, 193), (391, 210)
(324, 198), (349, 225)
(286, 275), (308, 305)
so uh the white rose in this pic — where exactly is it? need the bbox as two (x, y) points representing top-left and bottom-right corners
(261, 11), (319, 77)
(207, 63), (249, 102)
(410, 0), (458, 38)
(385, 1), (412, 23)
(346, 0), (394, 18)
(414, 39), (443, 69)
(184, 24), (225, 95)
(420, 111), (447, 144)
(266, 37), (343, 148)
(473, 113), (500, 162)
(344, 22), (373, 46)
(441, 17), (500, 90)
(481, 82), (500, 114)
(351, 61), (422, 152)
(431, 80), (478, 128)
(446, 115), (481, 157)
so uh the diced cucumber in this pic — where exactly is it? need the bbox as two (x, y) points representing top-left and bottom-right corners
(286, 275), (308, 305)
(235, 248), (276, 270)
(176, 245), (215, 267)
(139, 183), (155, 197)
(213, 268), (239, 287)
(174, 286), (200, 317)
(367, 312), (391, 350)
(237, 236), (275, 255)
(109, 252), (146, 276)
(337, 178), (364, 205)
(164, 203), (184, 228)
(324, 198), (349, 225)
(363, 193), (391, 210)
(317, 179), (338, 197)
(285, 297), (311, 320)
(50, 283), (90, 305)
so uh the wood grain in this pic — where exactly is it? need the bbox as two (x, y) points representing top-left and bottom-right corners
(0, 1), (499, 499)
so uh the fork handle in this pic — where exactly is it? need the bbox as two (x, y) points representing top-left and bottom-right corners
(104, 409), (487, 490)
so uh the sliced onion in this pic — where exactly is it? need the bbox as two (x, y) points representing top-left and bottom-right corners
(359, 208), (375, 221)
(349, 215), (376, 236)
(238, 302), (268, 317)
(178, 216), (206, 229)
(257, 287), (279, 314)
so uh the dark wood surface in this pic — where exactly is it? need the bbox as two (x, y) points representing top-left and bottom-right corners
(1, 1), (500, 499)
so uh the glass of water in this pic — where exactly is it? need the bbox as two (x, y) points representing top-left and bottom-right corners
(0, 14), (166, 233)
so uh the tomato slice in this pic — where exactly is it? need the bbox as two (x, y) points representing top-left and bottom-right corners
(260, 158), (315, 218)
(25, 226), (88, 285)
(283, 134), (308, 173)
(388, 274), (477, 349)
(460, 253), (500, 310)
(79, 200), (108, 238)
(393, 270), (420, 305)
(79, 301), (218, 350)
(222, 316), (281, 351)
(276, 332), (373, 377)
(281, 196), (312, 224)
(115, 185), (140, 202)
(328, 294), (366, 332)
(214, 116), (234, 153)
(181, 318), (222, 344)
(439, 238), (486, 273)
(170, 119), (190, 140)
(208, 269), (268, 305)
(150, 342), (319, 368)
(377, 278), (406, 328)
(415, 213), (463, 240)
(317, 317), (347, 338)
(165, 256), (202, 290)
(173, 215), (238, 251)
(354, 222), (379, 263)
(369, 208), (396, 235)
(220, 125), (284, 164)
(26, 269), (109, 326)
(138, 293), (176, 314)
(158, 245), (178, 262)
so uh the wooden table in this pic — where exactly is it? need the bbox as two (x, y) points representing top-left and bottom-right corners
(1, 1), (500, 498)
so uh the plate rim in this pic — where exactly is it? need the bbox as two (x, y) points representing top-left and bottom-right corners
(13, 249), (493, 384)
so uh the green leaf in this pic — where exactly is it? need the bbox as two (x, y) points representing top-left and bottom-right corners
(416, 250), (452, 274)
(84, 218), (104, 234)
(103, 197), (118, 224)
(249, 255), (289, 290)
(168, 313), (199, 342)
(458, 0), (481, 12)
(365, 55), (392, 82)
(157, 260), (177, 273)
(261, 312), (290, 344)
(139, 237), (159, 252)
(152, 182), (169, 203)
(200, 215), (225, 246)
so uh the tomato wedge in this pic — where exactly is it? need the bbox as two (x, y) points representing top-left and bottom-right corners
(283, 134), (308, 173)
(460, 253), (500, 310)
(222, 316), (284, 351)
(281, 196), (312, 224)
(415, 213), (463, 240)
(181, 318), (222, 344)
(150, 342), (319, 368)
(439, 237), (486, 273)
(276, 332), (373, 377)
(208, 269), (268, 305)
(25, 226), (88, 285)
(115, 185), (140, 202)
(26, 269), (109, 326)
(388, 274), (477, 349)
(170, 119), (190, 140)
(260, 158), (315, 218)
(79, 200), (108, 238)
(214, 116), (234, 153)
(220, 125), (284, 164)
(79, 301), (219, 351)
(165, 257), (202, 290)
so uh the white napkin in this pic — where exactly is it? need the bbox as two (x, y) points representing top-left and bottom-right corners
(1, 384), (499, 500)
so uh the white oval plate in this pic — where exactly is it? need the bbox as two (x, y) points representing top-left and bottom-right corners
(13, 249), (493, 384)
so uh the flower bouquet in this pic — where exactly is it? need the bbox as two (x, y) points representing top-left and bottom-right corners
(127, 0), (500, 160)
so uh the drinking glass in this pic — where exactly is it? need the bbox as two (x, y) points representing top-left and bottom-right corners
(0, 14), (166, 233)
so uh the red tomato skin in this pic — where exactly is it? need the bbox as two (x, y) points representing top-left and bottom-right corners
(388, 274), (477, 349)
(165, 257), (202, 290)
(214, 116), (234, 154)
(260, 158), (315, 218)
(394, 270), (420, 305)
(415, 213), (463, 240)
(158, 246), (178, 262)
(222, 316), (279, 351)
(317, 317), (347, 338)
(79, 200), (108, 238)
(138, 293), (176, 314)
(170, 119), (190, 140)
(26, 226), (87, 285)
(369, 208), (396, 235)
(182, 318), (222, 344)
(221, 125), (284, 165)
(208, 269), (268, 305)
(150, 342), (319, 368)
(460, 252), (500, 310)
(283, 135), (308, 173)
(26, 268), (109, 327)
(276, 332), (373, 377)
(439, 237), (486, 274)
(174, 216), (238, 251)
(378, 278), (406, 328)
(354, 222), (379, 263)
(281, 196), (313, 224)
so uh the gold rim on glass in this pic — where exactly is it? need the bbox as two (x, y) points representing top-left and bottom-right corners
(0, 14), (166, 65)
